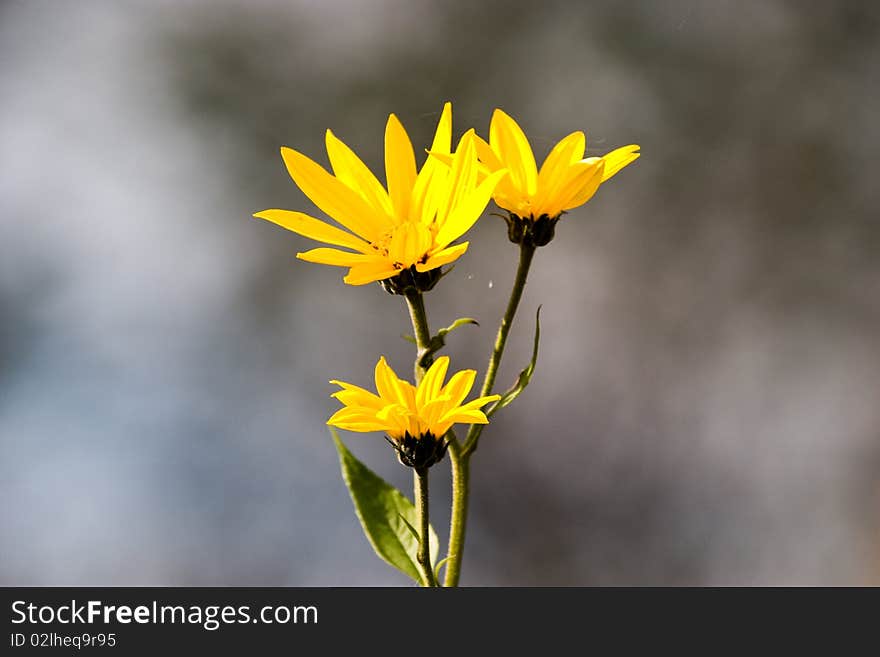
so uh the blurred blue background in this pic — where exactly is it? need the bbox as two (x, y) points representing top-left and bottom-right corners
(2, 0), (879, 585)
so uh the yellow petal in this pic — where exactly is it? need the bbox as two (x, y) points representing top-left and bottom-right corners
(384, 114), (417, 221)
(411, 103), (453, 225)
(342, 261), (400, 285)
(331, 421), (390, 433)
(441, 369), (477, 408)
(439, 409), (490, 425)
(416, 356), (450, 408)
(437, 393), (501, 427)
(535, 159), (591, 217)
(429, 102), (452, 156)
(327, 408), (390, 433)
(436, 130), (479, 224)
(330, 379), (377, 393)
(539, 160), (603, 216)
(489, 109), (538, 197)
(539, 132), (586, 180)
(328, 407), (378, 423)
(435, 168), (508, 248)
(375, 357), (416, 408)
(473, 134), (505, 172)
(296, 247), (371, 267)
(420, 396), (454, 433)
(413, 151), (450, 226)
(387, 222), (432, 268)
(559, 160), (605, 212)
(373, 358), (397, 402)
(325, 130), (394, 217)
(423, 150), (454, 166)
(416, 242), (468, 272)
(254, 209), (372, 253)
(412, 164), (447, 227)
(454, 395), (501, 414)
(331, 388), (386, 410)
(280, 147), (387, 240)
(600, 144), (640, 182)
(474, 134), (519, 207)
(376, 403), (413, 436)
(533, 131), (585, 211)
(330, 380), (387, 410)
(329, 380), (359, 390)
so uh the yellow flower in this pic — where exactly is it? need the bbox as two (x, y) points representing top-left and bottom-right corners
(476, 108), (640, 220)
(328, 356), (500, 468)
(254, 103), (507, 287)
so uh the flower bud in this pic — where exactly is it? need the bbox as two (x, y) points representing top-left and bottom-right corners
(503, 212), (560, 248)
(386, 431), (448, 469)
(379, 265), (442, 295)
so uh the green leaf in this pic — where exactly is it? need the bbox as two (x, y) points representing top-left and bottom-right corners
(417, 317), (480, 369)
(488, 305), (541, 417)
(331, 429), (439, 584)
(434, 555), (453, 582)
(437, 317), (479, 340)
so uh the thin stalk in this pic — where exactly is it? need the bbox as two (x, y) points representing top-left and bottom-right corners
(404, 289), (433, 382)
(463, 241), (536, 455)
(445, 241), (538, 585)
(442, 440), (469, 587)
(414, 467), (437, 587)
(404, 289), (439, 586)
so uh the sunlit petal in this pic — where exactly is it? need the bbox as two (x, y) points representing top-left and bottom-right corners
(441, 369), (477, 408)
(384, 113), (417, 221)
(342, 262), (401, 285)
(296, 247), (372, 267)
(325, 130), (394, 216)
(416, 242), (468, 272)
(489, 109), (538, 197)
(374, 357), (416, 409)
(559, 160), (605, 212)
(533, 131), (585, 210)
(599, 144), (641, 182)
(254, 209), (372, 253)
(434, 169), (508, 248)
(416, 356), (450, 408)
(280, 146), (387, 240)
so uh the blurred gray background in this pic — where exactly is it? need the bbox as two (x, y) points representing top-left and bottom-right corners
(2, 0), (879, 586)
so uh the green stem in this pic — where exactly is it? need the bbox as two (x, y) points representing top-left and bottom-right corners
(404, 289), (439, 586)
(404, 289), (433, 382)
(463, 241), (536, 455)
(443, 440), (469, 587)
(414, 467), (437, 587)
(445, 240), (538, 586)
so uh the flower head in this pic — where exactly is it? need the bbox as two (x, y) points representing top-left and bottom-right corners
(328, 356), (500, 468)
(430, 109), (640, 246)
(254, 103), (507, 289)
(478, 108), (640, 219)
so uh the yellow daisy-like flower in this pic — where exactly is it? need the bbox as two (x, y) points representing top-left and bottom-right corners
(254, 103), (507, 288)
(328, 356), (500, 468)
(477, 108), (640, 221)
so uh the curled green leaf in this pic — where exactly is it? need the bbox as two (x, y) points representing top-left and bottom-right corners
(488, 305), (541, 417)
(434, 555), (454, 582)
(437, 317), (479, 339)
(416, 317), (480, 370)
